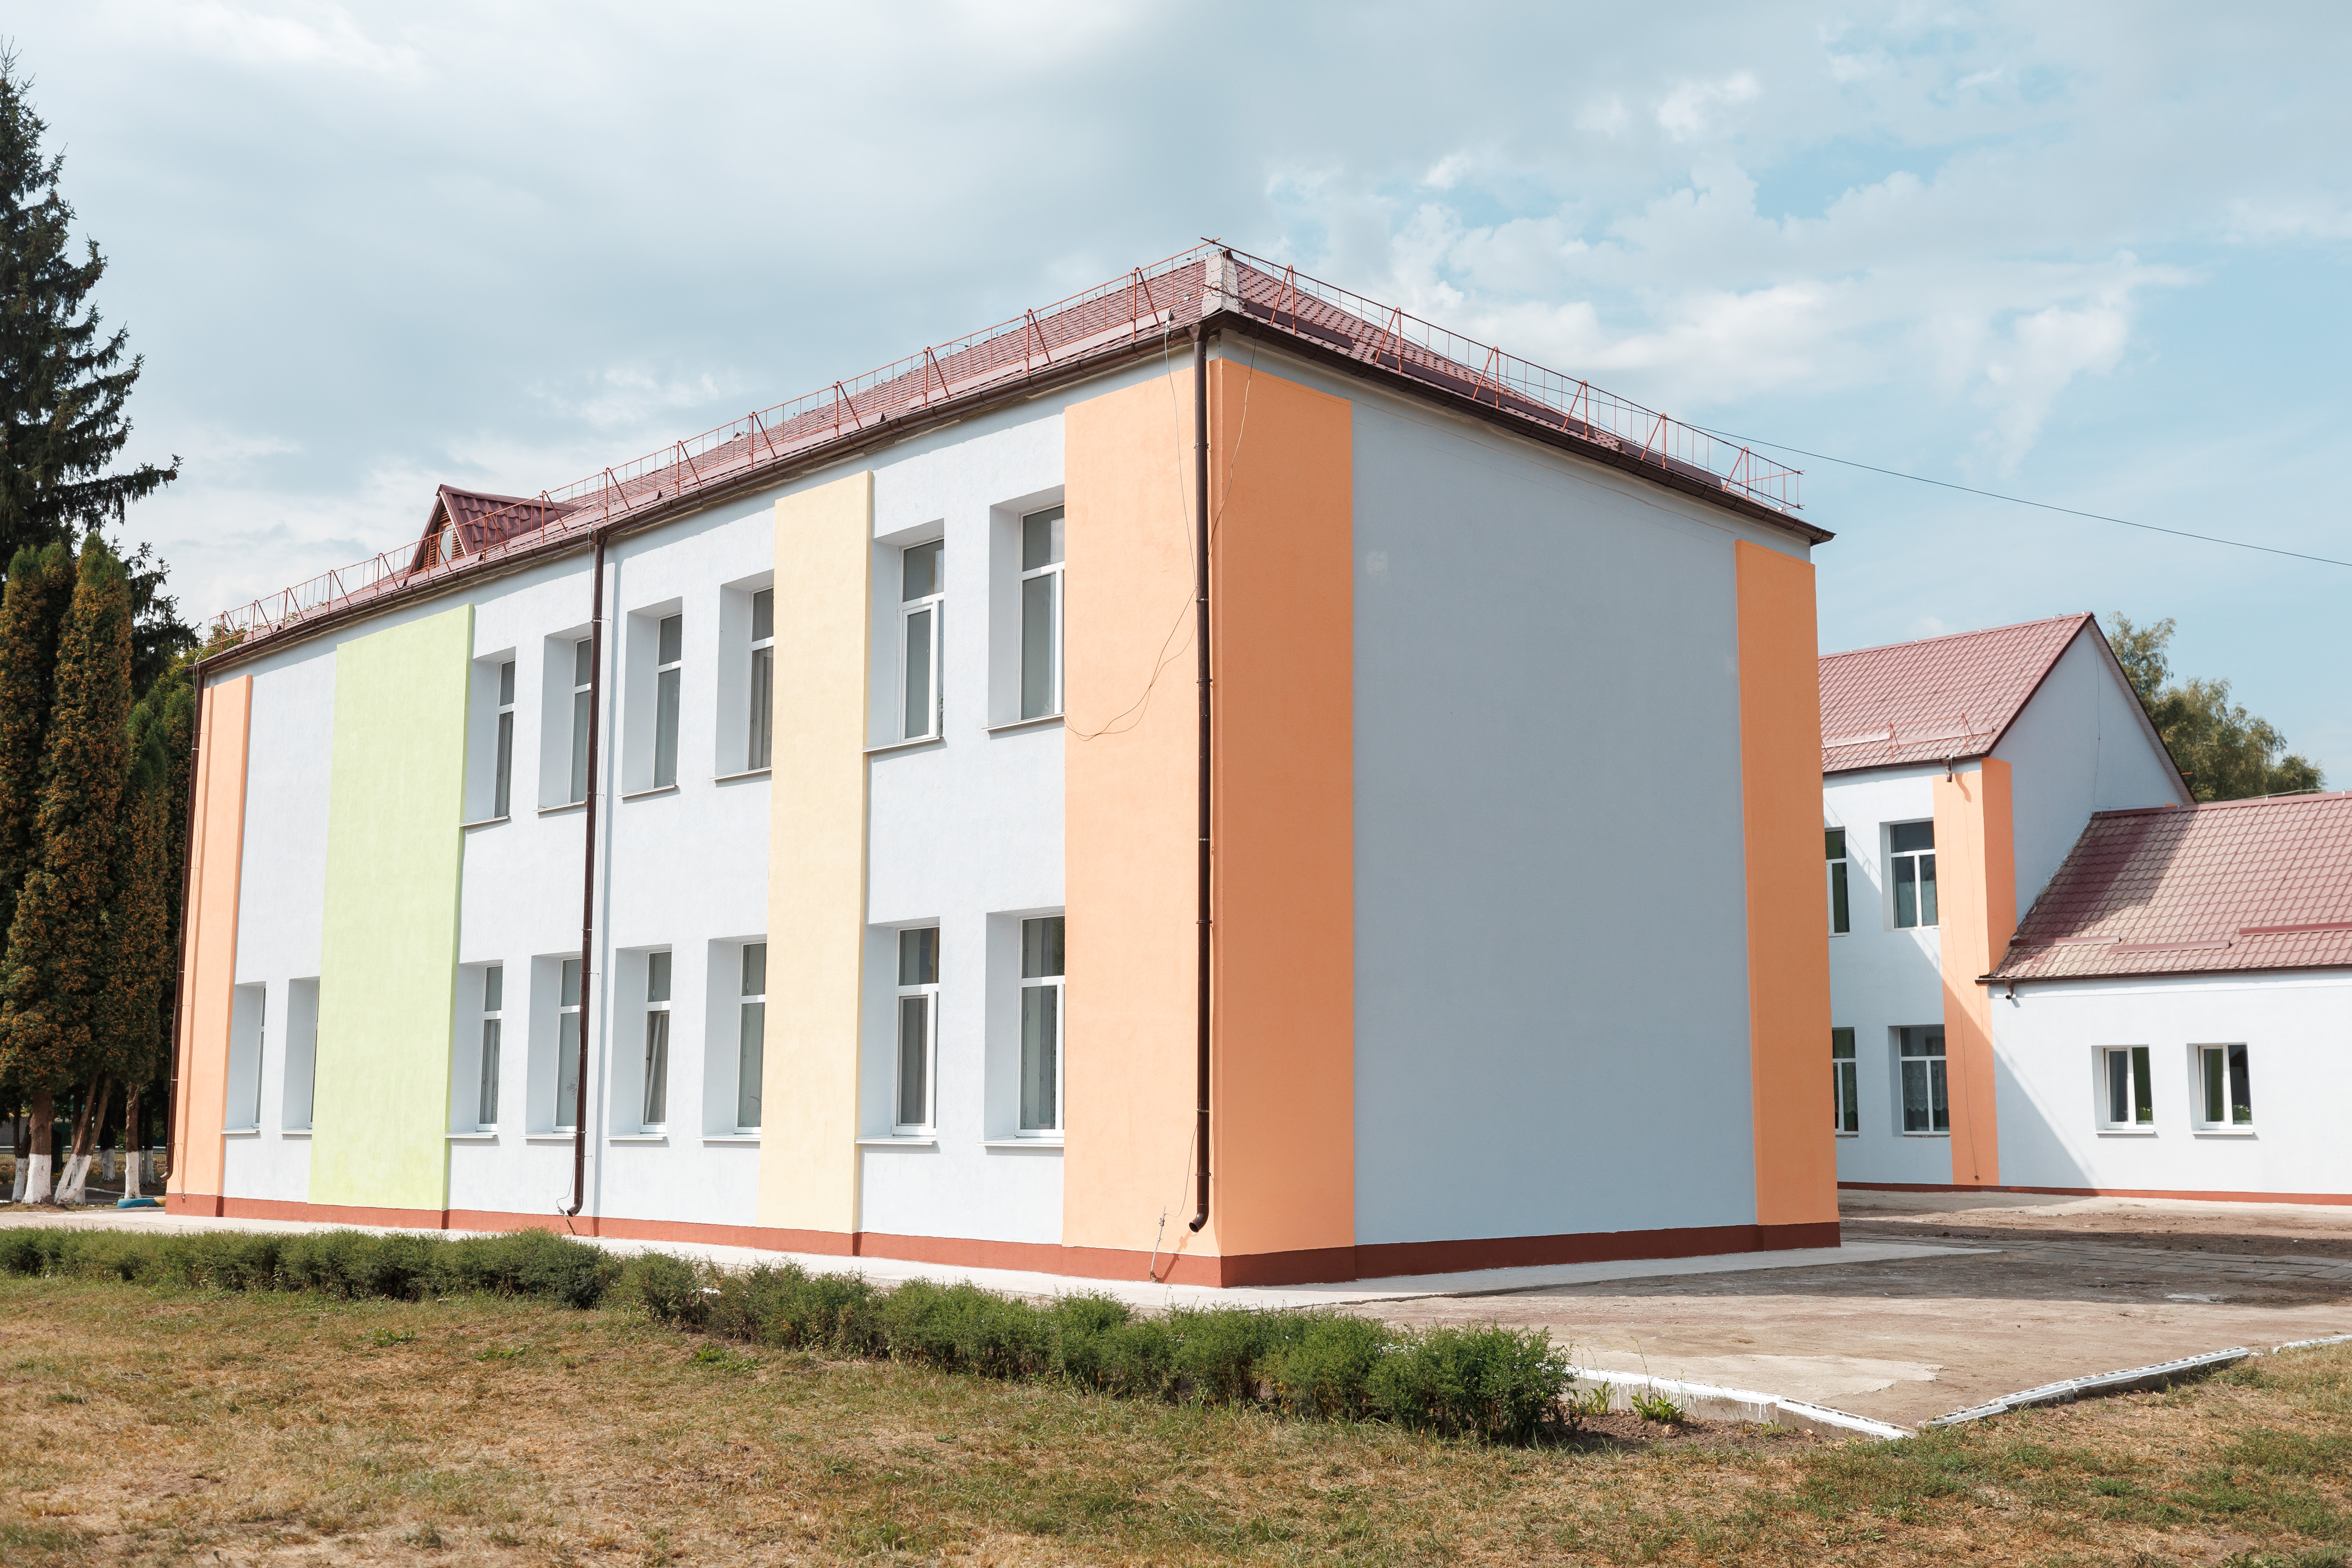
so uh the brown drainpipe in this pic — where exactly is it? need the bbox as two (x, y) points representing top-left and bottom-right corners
(1188, 323), (1212, 1234)
(567, 528), (610, 1218)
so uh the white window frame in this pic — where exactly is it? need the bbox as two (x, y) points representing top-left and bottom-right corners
(651, 614), (683, 790)
(749, 589), (775, 772)
(1897, 1026), (1948, 1135)
(1889, 820), (1937, 929)
(2191, 1042), (2254, 1132)
(894, 926), (939, 1133)
(2097, 1045), (2157, 1133)
(555, 957), (583, 1132)
(1018, 505), (1064, 721)
(736, 941), (766, 1134)
(568, 638), (594, 805)
(1831, 1026), (1858, 1136)
(899, 539), (944, 742)
(493, 660), (516, 820)
(1018, 915), (1065, 1138)
(478, 963), (503, 1131)
(642, 950), (673, 1132)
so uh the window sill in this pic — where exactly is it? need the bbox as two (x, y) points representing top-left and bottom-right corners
(608, 1133), (668, 1144)
(702, 1134), (760, 1144)
(281, 1129), (312, 1139)
(712, 768), (771, 784)
(459, 815), (510, 830)
(1898, 1131), (1949, 1139)
(983, 714), (1063, 735)
(221, 1128), (261, 1138)
(2192, 1126), (2259, 1138)
(857, 1136), (936, 1148)
(1834, 1131), (1858, 1139)
(447, 1132), (498, 1143)
(2095, 1127), (2159, 1137)
(865, 735), (943, 756)
(526, 1132), (582, 1143)
(619, 784), (679, 802)
(536, 802), (587, 817)
(981, 1137), (1063, 1150)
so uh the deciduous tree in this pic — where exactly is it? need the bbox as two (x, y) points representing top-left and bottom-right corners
(2109, 614), (2324, 802)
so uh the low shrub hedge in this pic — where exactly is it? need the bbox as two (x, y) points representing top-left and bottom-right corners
(0, 1227), (1584, 1443)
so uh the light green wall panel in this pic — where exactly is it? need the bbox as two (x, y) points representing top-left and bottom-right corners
(310, 604), (472, 1211)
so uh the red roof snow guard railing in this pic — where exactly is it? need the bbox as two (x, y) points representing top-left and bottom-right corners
(207, 244), (1802, 648)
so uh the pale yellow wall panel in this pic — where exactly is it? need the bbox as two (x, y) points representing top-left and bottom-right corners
(758, 471), (873, 1236)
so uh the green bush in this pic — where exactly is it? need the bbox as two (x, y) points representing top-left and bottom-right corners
(1262, 1313), (1391, 1420)
(1367, 1324), (1575, 1443)
(619, 1252), (710, 1328)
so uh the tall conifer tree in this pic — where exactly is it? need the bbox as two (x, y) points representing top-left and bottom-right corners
(1, 538), (131, 1199)
(0, 49), (178, 562)
(0, 541), (75, 948)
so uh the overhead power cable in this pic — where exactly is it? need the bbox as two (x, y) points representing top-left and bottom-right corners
(1694, 425), (2352, 571)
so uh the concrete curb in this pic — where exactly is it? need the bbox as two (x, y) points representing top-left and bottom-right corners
(1922, 1331), (2352, 1429)
(1565, 1366), (1911, 1440)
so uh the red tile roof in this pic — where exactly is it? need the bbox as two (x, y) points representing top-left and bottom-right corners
(408, 486), (580, 573)
(1991, 792), (2352, 981)
(1820, 614), (2092, 774)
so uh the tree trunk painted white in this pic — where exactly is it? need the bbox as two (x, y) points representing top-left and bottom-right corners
(123, 1146), (141, 1200)
(57, 1153), (91, 1205)
(23, 1152), (52, 1204)
(8, 1159), (24, 1203)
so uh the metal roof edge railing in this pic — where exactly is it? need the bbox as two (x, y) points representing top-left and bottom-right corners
(208, 242), (1800, 649)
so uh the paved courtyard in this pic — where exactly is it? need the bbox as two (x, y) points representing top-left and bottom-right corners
(1361, 1189), (2352, 1426)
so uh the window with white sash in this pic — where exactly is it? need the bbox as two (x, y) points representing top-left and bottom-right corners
(2194, 1043), (2253, 1128)
(895, 926), (939, 1132)
(1019, 916), (1065, 1135)
(900, 540), (944, 741)
(642, 951), (672, 1129)
(737, 943), (766, 1132)
(1019, 506), (1063, 720)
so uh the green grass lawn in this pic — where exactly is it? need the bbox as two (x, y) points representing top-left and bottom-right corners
(3, 1273), (2348, 1565)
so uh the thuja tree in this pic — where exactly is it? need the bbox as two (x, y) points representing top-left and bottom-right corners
(0, 543), (74, 951)
(1, 539), (131, 1200)
(90, 664), (187, 1198)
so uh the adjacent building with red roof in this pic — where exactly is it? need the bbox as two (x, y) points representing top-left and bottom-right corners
(1977, 791), (2352, 1202)
(1820, 614), (2192, 1196)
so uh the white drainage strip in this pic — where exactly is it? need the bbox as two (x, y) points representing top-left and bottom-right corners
(1565, 1366), (1911, 1441)
(1923, 1331), (2352, 1430)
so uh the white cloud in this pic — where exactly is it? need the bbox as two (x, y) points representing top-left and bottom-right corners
(1656, 73), (1761, 141)
(113, 0), (421, 77)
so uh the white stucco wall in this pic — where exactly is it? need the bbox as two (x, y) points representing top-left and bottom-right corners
(1822, 765), (1953, 1187)
(1993, 971), (2352, 1196)
(1994, 627), (2189, 913)
(1307, 342), (1810, 1248)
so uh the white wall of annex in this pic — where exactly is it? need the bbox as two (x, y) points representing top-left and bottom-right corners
(1994, 628), (2190, 915)
(1822, 766), (1952, 1187)
(1993, 971), (2352, 1196)
(1333, 351), (1806, 1247)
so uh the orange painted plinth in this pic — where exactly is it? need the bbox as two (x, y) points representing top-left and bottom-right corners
(159, 1194), (1837, 1285)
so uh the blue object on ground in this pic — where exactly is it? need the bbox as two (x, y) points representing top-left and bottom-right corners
(115, 1197), (161, 1209)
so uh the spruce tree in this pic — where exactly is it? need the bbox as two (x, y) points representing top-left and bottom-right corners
(0, 49), (179, 562)
(0, 537), (131, 1199)
(0, 541), (75, 949)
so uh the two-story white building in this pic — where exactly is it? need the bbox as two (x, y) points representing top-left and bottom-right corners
(1820, 614), (2192, 1191)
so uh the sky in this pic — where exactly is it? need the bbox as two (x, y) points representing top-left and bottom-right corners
(11, 1), (2351, 778)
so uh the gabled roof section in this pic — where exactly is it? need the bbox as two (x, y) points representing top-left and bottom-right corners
(407, 486), (581, 573)
(1820, 614), (2093, 775)
(1990, 792), (2352, 982)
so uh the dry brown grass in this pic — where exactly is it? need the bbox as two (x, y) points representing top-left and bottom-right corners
(3, 1274), (2348, 1565)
